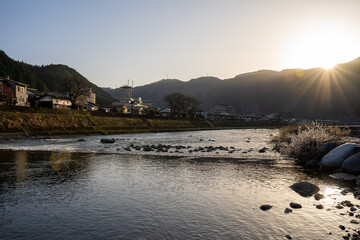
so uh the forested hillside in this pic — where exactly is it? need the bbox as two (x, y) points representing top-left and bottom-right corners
(0, 50), (115, 106)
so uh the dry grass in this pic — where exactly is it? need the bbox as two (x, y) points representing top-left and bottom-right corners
(272, 122), (349, 161)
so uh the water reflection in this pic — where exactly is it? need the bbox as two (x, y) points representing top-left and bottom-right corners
(14, 151), (29, 181)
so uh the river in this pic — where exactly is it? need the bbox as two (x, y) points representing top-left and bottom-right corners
(0, 129), (358, 239)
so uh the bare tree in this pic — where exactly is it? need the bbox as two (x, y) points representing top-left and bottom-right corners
(164, 92), (201, 117)
(63, 76), (88, 109)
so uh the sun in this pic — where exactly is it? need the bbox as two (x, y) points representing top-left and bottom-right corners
(286, 24), (359, 70)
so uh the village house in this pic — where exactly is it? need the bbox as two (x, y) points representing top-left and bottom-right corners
(209, 104), (236, 119)
(75, 88), (96, 107)
(0, 76), (29, 106)
(37, 93), (72, 109)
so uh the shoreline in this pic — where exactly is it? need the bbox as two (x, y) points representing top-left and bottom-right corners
(0, 125), (282, 141)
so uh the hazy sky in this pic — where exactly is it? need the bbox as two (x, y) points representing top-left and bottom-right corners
(1, 0), (360, 87)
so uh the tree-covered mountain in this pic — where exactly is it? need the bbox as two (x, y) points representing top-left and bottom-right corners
(104, 58), (360, 119)
(0, 50), (115, 106)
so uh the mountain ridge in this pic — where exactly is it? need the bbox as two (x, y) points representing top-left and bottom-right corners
(104, 58), (360, 119)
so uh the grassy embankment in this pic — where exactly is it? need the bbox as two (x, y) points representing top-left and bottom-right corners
(0, 108), (209, 137)
(0, 107), (286, 137)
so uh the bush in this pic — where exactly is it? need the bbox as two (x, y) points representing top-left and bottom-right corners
(274, 122), (349, 161)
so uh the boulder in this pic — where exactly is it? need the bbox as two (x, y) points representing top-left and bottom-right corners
(320, 143), (356, 169)
(342, 153), (360, 175)
(289, 181), (320, 197)
(316, 142), (340, 158)
(101, 138), (115, 143)
(305, 159), (320, 169)
(329, 173), (359, 181)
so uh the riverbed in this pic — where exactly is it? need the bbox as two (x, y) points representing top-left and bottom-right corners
(0, 129), (359, 239)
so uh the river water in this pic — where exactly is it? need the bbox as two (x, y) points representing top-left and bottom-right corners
(0, 129), (358, 239)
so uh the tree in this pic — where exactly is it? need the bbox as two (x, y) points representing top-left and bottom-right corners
(0, 84), (14, 105)
(164, 92), (201, 117)
(63, 76), (88, 109)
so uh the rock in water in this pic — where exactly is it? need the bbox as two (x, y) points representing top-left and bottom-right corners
(320, 143), (356, 169)
(290, 202), (302, 209)
(342, 153), (360, 175)
(289, 181), (320, 197)
(285, 234), (292, 239)
(260, 205), (273, 211)
(284, 208), (293, 214)
(314, 193), (325, 200)
(329, 173), (359, 181)
(101, 138), (115, 143)
(316, 204), (324, 209)
(316, 142), (340, 158)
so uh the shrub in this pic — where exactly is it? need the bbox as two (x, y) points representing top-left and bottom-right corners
(275, 122), (349, 161)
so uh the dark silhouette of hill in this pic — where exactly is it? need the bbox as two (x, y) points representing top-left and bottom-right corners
(0, 50), (115, 106)
(104, 59), (360, 119)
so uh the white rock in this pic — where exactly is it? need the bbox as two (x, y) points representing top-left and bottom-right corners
(320, 143), (356, 169)
(329, 173), (359, 181)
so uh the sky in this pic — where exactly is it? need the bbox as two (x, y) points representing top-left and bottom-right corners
(1, 0), (360, 88)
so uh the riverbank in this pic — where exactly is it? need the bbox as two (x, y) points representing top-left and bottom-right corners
(0, 108), (284, 139)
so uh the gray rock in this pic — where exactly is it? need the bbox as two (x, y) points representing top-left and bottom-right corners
(78, 139), (86, 142)
(290, 202), (302, 209)
(316, 142), (340, 158)
(320, 143), (356, 169)
(305, 159), (320, 169)
(329, 173), (359, 181)
(284, 208), (293, 214)
(351, 220), (359, 224)
(101, 138), (115, 143)
(285, 234), (292, 239)
(339, 225), (346, 230)
(351, 206), (357, 211)
(260, 204), (273, 211)
(289, 181), (320, 197)
(342, 153), (360, 175)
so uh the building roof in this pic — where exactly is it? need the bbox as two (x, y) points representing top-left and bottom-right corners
(0, 76), (29, 87)
(38, 93), (70, 100)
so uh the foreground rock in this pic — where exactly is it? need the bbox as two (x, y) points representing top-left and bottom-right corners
(260, 205), (273, 211)
(342, 152), (360, 175)
(101, 138), (115, 143)
(320, 143), (356, 169)
(316, 142), (340, 158)
(289, 181), (320, 197)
